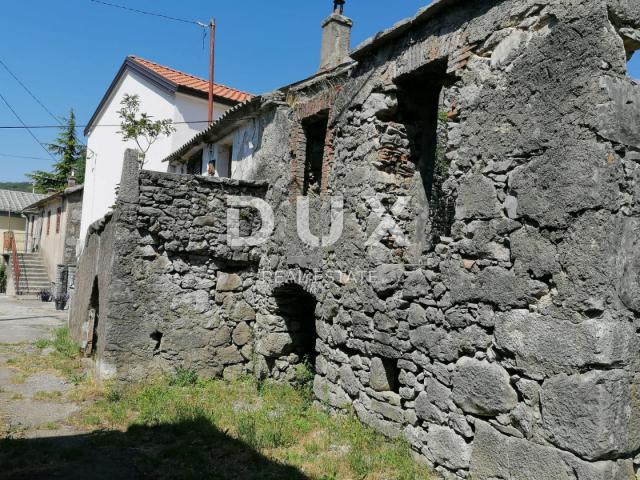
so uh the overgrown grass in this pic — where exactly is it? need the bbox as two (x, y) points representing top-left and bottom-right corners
(78, 373), (430, 480)
(8, 327), (84, 384)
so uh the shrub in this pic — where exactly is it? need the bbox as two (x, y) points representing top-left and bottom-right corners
(169, 367), (198, 387)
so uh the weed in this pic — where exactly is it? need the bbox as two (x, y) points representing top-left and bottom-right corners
(34, 339), (51, 349)
(169, 367), (198, 387)
(33, 391), (62, 401)
(51, 328), (79, 359)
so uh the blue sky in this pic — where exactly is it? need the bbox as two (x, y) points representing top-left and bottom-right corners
(0, 1), (638, 182)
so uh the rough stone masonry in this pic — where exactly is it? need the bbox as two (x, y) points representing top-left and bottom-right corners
(70, 0), (640, 478)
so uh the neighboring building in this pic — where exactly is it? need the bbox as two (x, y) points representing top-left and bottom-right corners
(0, 189), (45, 253)
(70, 1), (640, 479)
(24, 183), (84, 287)
(79, 55), (253, 247)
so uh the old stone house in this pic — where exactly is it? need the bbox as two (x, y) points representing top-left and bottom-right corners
(70, 0), (640, 478)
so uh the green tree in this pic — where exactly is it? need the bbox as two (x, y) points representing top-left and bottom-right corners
(27, 109), (86, 193)
(117, 94), (175, 168)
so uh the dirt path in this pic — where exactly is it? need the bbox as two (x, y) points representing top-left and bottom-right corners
(0, 295), (78, 438)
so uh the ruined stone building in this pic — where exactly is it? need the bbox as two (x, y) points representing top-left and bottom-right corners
(70, 0), (640, 478)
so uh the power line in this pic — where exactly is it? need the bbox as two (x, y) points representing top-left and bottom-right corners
(88, 0), (205, 27)
(0, 91), (57, 161)
(0, 59), (63, 126)
(0, 121), (211, 129)
(0, 153), (52, 161)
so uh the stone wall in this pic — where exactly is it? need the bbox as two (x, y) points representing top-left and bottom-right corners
(70, 0), (640, 478)
(70, 150), (267, 380)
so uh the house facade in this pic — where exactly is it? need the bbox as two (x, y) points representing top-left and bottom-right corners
(70, 0), (640, 479)
(24, 184), (84, 287)
(0, 189), (45, 254)
(79, 56), (253, 247)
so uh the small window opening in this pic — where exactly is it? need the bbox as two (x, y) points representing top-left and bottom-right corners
(381, 358), (400, 393)
(274, 284), (318, 368)
(625, 38), (639, 77)
(303, 111), (329, 196)
(394, 59), (454, 242)
(186, 151), (203, 175)
(46, 211), (51, 236)
(150, 330), (163, 354)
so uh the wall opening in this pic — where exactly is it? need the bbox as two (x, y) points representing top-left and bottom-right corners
(394, 59), (455, 242)
(303, 111), (329, 195)
(186, 151), (203, 175)
(150, 330), (163, 355)
(83, 277), (100, 358)
(274, 284), (318, 368)
(373, 357), (400, 393)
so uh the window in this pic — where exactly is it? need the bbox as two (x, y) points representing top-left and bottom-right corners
(46, 211), (51, 236)
(186, 151), (203, 175)
(395, 59), (453, 242)
(56, 207), (61, 234)
(303, 111), (329, 195)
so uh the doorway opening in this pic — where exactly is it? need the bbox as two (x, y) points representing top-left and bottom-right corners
(394, 59), (455, 242)
(274, 284), (318, 368)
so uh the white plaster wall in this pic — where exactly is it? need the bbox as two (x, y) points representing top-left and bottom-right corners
(229, 118), (262, 180)
(79, 70), (230, 248)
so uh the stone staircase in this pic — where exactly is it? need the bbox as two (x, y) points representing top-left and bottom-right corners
(15, 253), (51, 296)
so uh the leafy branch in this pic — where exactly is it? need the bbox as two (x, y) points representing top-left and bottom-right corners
(117, 94), (176, 168)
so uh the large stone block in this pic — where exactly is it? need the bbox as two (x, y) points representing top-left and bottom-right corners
(540, 370), (640, 460)
(494, 310), (637, 377)
(255, 333), (292, 358)
(425, 425), (471, 471)
(455, 174), (501, 220)
(470, 420), (634, 480)
(216, 272), (243, 292)
(509, 144), (622, 228)
(452, 358), (517, 416)
(510, 226), (560, 278)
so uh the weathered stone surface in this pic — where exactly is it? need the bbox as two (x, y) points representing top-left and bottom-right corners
(425, 425), (471, 471)
(509, 145), (622, 228)
(370, 357), (394, 392)
(540, 370), (640, 460)
(452, 358), (517, 416)
(494, 310), (638, 377)
(455, 174), (501, 220)
(255, 333), (292, 358)
(232, 322), (252, 346)
(510, 226), (559, 278)
(371, 264), (404, 297)
(216, 273), (243, 292)
(470, 421), (635, 480)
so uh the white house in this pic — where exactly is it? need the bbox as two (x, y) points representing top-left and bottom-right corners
(79, 55), (253, 246)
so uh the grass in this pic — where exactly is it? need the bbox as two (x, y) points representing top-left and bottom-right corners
(1, 331), (431, 480)
(75, 372), (430, 480)
(8, 327), (84, 384)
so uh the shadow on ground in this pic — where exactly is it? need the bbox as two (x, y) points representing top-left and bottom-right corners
(0, 417), (311, 480)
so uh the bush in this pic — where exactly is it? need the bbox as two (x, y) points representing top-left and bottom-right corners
(169, 367), (198, 387)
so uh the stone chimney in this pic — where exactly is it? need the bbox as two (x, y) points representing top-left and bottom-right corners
(319, 0), (353, 71)
(67, 173), (77, 188)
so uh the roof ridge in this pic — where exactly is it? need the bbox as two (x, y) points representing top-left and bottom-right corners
(128, 55), (251, 96)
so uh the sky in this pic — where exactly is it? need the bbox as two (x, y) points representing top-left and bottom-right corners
(0, 0), (639, 182)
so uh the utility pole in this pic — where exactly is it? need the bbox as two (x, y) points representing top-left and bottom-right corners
(208, 18), (216, 125)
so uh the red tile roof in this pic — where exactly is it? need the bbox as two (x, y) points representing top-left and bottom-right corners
(129, 56), (253, 103)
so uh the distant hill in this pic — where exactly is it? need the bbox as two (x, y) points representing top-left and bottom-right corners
(0, 182), (33, 193)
